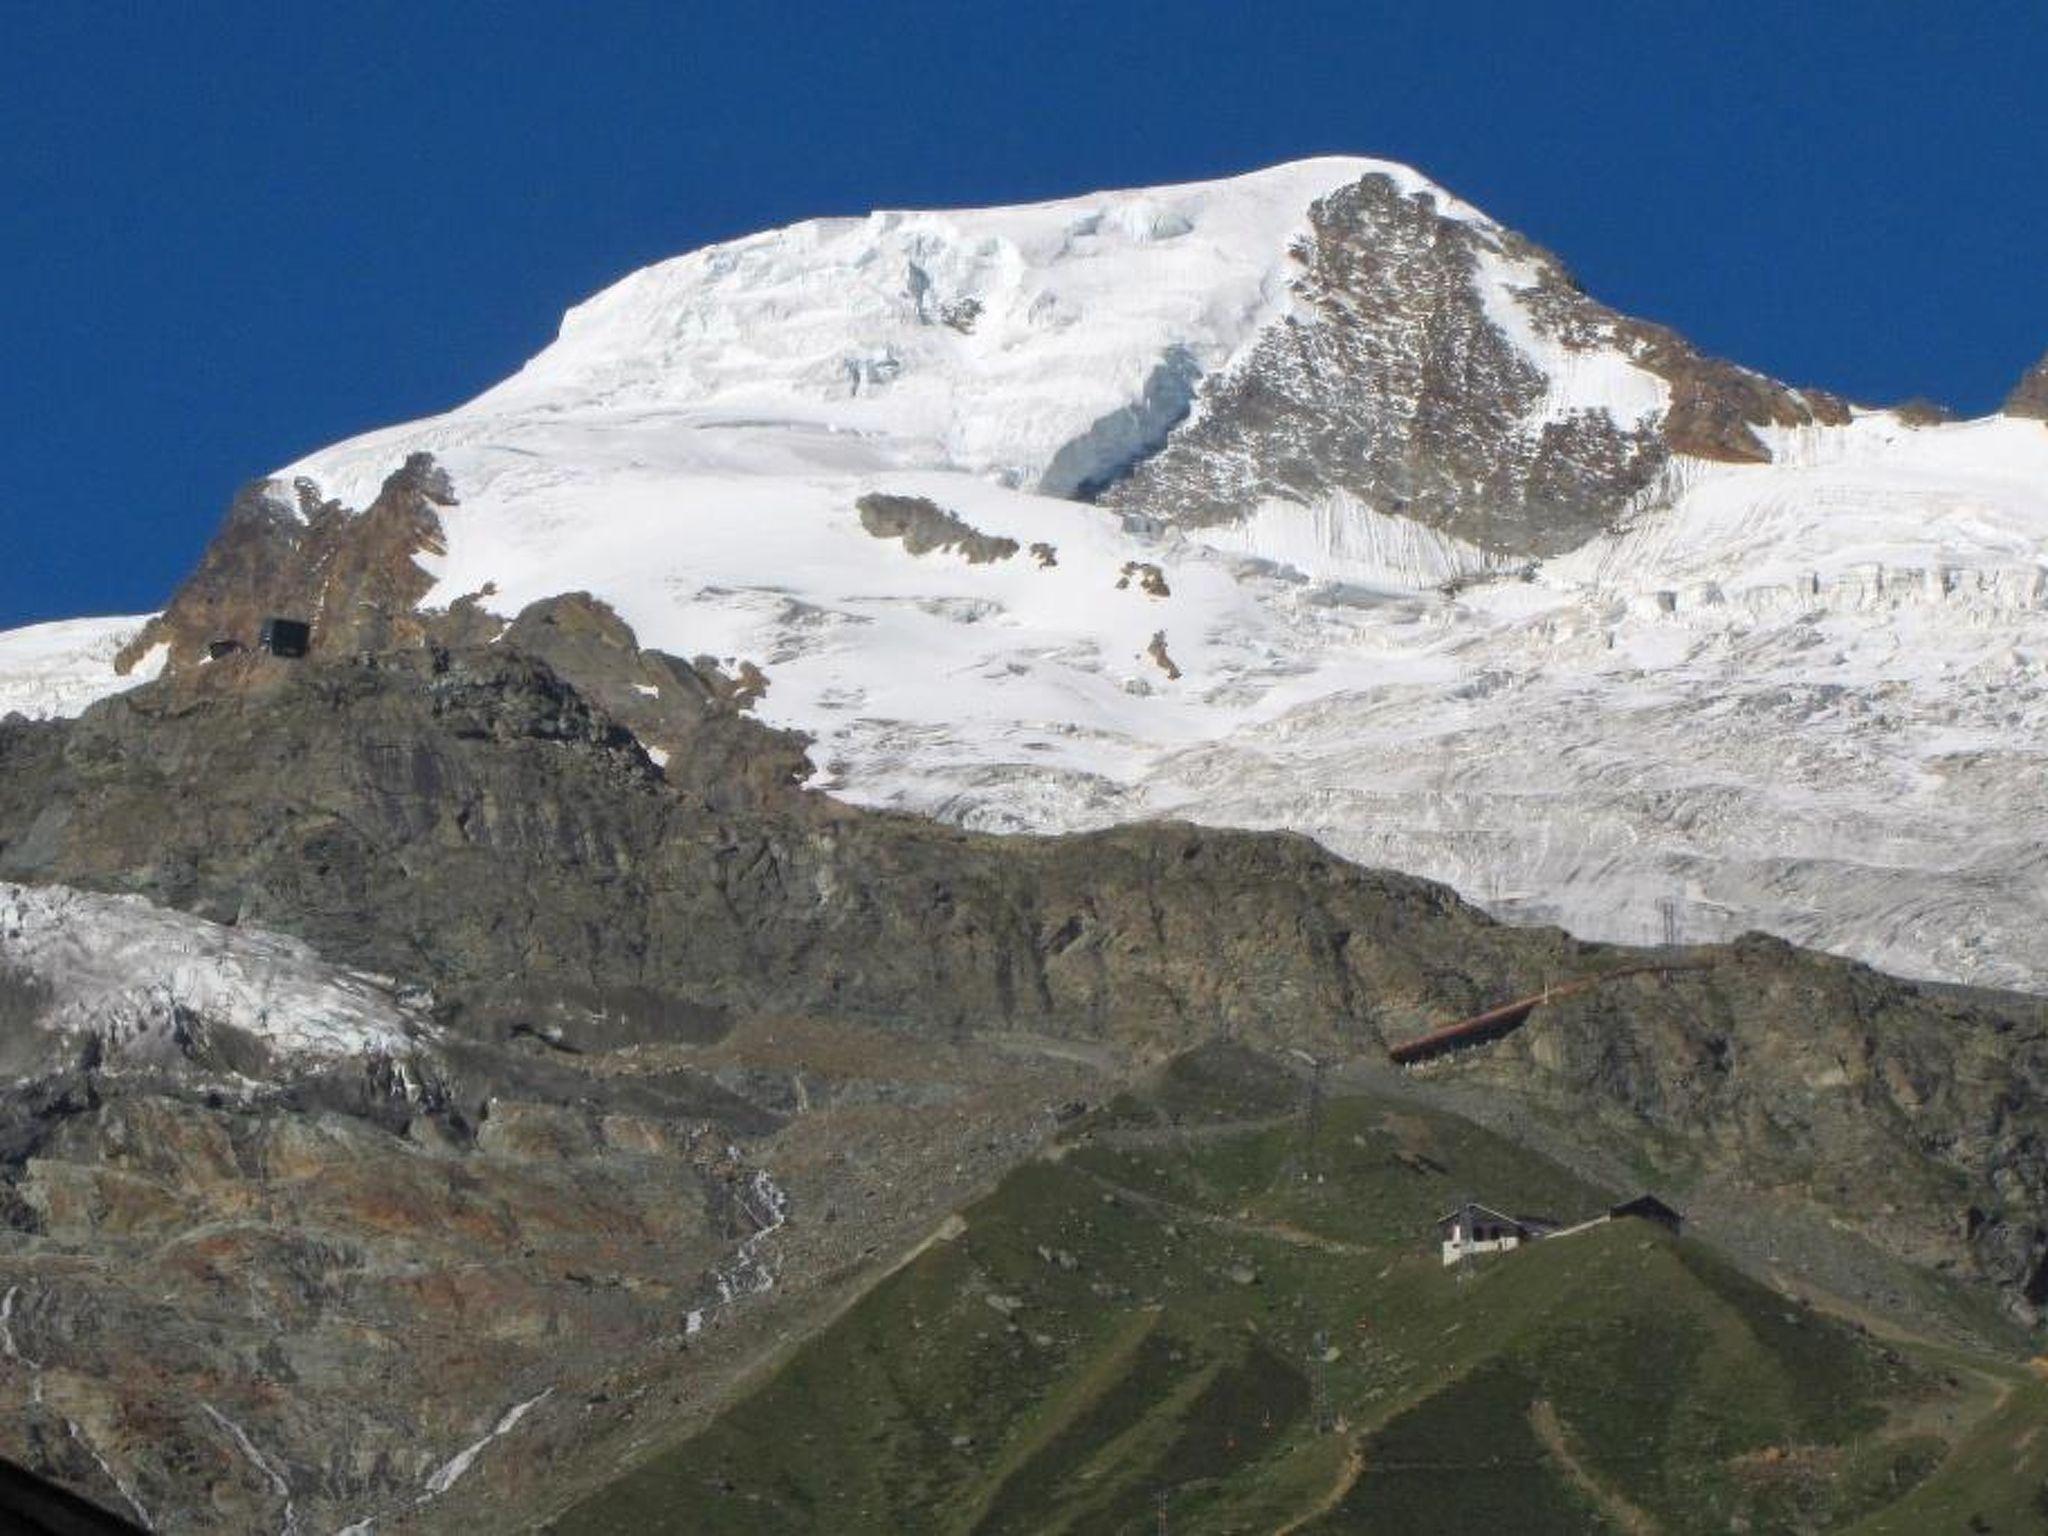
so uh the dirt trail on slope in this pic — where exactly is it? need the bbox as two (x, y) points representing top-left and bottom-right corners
(1528, 1398), (1662, 1535)
(1273, 1440), (1368, 1535)
(1065, 1160), (1379, 1258)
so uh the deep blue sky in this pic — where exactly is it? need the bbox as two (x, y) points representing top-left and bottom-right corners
(3, 4), (2044, 628)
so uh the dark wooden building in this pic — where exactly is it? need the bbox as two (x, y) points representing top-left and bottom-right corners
(1608, 1194), (1684, 1234)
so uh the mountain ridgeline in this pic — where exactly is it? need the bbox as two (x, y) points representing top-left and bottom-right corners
(4, 542), (2047, 1314)
(2, 156), (2047, 1530)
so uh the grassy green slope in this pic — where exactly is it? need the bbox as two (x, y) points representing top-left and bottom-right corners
(554, 1049), (2040, 1535)
(1845, 1372), (2048, 1536)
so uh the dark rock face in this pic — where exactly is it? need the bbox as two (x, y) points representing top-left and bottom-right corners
(498, 592), (809, 814)
(0, 644), (1526, 1052)
(1105, 175), (1643, 556)
(856, 493), (1019, 565)
(2005, 347), (2048, 420)
(1105, 174), (1850, 556)
(114, 452), (454, 675)
(0, 1058), (758, 1534)
(1449, 934), (2048, 1309)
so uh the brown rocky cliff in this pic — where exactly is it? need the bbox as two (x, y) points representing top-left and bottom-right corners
(2004, 347), (2048, 420)
(115, 452), (454, 674)
(1490, 226), (1853, 461)
(1106, 173), (1852, 555)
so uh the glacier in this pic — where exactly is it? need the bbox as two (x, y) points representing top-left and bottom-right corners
(0, 615), (160, 722)
(0, 881), (429, 1066)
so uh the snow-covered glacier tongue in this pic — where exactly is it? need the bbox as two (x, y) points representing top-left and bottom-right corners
(0, 881), (429, 1071)
(13, 156), (2048, 992)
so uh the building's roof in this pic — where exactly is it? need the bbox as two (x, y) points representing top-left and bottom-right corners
(1610, 1192), (1684, 1221)
(1434, 1201), (1523, 1228)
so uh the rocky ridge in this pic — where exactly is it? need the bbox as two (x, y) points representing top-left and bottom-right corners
(114, 451), (455, 676)
(1104, 172), (1850, 554)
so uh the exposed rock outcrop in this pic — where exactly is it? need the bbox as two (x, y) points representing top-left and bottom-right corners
(1645, 343), (1852, 462)
(115, 453), (454, 675)
(856, 493), (1019, 565)
(1145, 630), (1181, 680)
(1106, 173), (1850, 554)
(0, 991), (785, 1532)
(1117, 561), (1171, 598)
(2004, 347), (2048, 420)
(1891, 396), (1958, 426)
(499, 592), (807, 813)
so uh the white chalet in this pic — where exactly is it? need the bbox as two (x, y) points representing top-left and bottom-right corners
(1435, 1202), (1561, 1266)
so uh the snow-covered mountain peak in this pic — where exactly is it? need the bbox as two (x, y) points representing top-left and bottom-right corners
(304, 157), (1490, 509)
(7, 157), (2048, 999)
(283, 152), (1849, 567)
(496, 158), (1483, 417)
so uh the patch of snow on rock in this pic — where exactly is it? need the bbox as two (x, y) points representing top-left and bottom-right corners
(0, 883), (426, 1065)
(1473, 249), (1669, 430)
